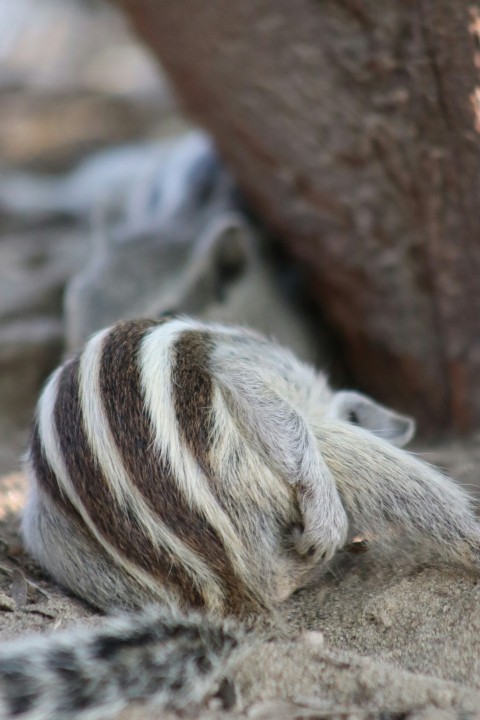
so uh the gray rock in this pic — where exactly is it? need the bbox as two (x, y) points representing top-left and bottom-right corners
(0, 227), (86, 321)
(0, 226), (86, 437)
(0, 317), (63, 429)
(0, 140), (180, 220)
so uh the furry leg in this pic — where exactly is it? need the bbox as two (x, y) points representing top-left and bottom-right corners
(314, 421), (480, 569)
(218, 380), (348, 562)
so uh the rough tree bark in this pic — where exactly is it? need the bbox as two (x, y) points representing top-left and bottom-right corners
(113, 0), (480, 434)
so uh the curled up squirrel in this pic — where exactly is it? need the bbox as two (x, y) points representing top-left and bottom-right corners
(1, 316), (479, 719)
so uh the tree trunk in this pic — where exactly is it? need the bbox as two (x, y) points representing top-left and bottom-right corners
(114, 0), (480, 434)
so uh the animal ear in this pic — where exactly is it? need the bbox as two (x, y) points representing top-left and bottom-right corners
(209, 214), (253, 284)
(330, 390), (416, 447)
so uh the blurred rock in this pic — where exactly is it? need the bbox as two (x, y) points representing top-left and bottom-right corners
(0, 0), (180, 172)
(0, 0), (166, 100)
(0, 226), (86, 319)
(0, 90), (187, 172)
(0, 138), (188, 219)
(0, 226), (87, 432)
(0, 318), (63, 429)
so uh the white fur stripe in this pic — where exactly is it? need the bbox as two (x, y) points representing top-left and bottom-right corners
(78, 327), (225, 609)
(35, 366), (170, 602)
(209, 383), (289, 510)
(140, 319), (250, 578)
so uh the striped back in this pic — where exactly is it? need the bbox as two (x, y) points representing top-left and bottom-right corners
(28, 318), (273, 615)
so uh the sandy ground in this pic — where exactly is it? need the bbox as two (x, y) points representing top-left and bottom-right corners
(1, 435), (480, 719)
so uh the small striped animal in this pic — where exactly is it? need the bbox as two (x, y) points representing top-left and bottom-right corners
(1, 316), (479, 719)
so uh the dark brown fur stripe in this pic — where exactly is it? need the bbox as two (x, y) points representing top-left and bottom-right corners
(99, 320), (260, 614)
(172, 331), (238, 514)
(30, 419), (125, 578)
(53, 354), (205, 609)
(172, 331), (214, 477)
(30, 420), (82, 525)
(173, 332), (296, 585)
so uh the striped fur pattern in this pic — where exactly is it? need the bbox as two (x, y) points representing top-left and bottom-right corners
(0, 605), (242, 720)
(11, 316), (480, 719)
(22, 315), (341, 615)
(22, 316), (480, 616)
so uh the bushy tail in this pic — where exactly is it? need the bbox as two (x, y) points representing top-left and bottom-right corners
(315, 421), (480, 569)
(0, 606), (243, 720)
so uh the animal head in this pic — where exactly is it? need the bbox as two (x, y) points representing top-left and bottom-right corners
(327, 390), (415, 447)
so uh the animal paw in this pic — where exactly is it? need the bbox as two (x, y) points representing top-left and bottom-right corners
(293, 501), (348, 563)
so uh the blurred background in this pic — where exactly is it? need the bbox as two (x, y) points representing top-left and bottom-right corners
(0, 0), (332, 477)
(0, 0), (179, 165)
(0, 0), (187, 473)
